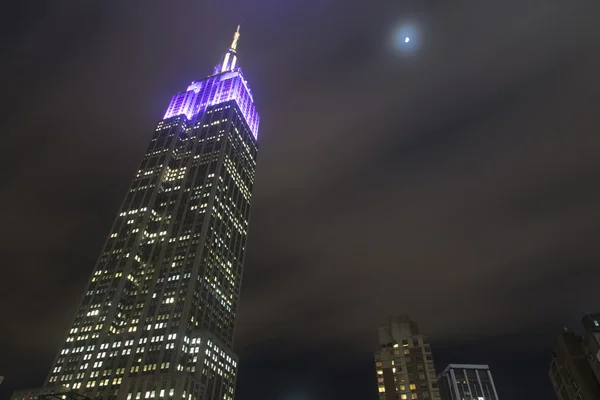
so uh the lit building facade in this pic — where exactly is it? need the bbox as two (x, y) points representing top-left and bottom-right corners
(20, 27), (259, 400)
(374, 316), (441, 400)
(437, 364), (499, 400)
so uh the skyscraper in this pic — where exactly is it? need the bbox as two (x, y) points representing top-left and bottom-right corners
(21, 27), (259, 400)
(374, 316), (441, 400)
(549, 332), (600, 400)
(549, 315), (600, 400)
(581, 313), (600, 384)
(437, 364), (499, 400)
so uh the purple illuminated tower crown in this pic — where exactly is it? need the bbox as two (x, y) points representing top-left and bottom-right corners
(163, 26), (259, 139)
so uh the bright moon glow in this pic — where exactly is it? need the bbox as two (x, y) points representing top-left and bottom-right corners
(390, 22), (419, 55)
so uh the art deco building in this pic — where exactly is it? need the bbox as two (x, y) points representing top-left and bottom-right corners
(437, 364), (499, 400)
(374, 316), (441, 400)
(15, 27), (259, 400)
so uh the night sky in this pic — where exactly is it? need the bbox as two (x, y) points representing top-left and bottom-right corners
(1, 1), (600, 399)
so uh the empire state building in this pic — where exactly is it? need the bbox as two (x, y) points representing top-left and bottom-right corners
(25, 27), (259, 400)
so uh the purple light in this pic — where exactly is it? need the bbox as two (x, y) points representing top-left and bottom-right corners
(164, 68), (259, 139)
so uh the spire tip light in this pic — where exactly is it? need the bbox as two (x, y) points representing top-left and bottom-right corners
(231, 25), (241, 51)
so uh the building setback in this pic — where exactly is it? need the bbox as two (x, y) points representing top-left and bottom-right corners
(437, 364), (499, 400)
(12, 26), (259, 400)
(374, 316), (441, 400)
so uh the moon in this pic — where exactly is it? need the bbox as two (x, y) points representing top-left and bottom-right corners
(389, 21), (420, 55)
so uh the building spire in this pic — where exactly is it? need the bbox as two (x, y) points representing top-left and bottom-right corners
(231, 25), (240, 51)
(217, 25), (241, 73)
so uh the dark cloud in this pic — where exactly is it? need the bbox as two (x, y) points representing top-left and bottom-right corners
(1, 1), (600, 399)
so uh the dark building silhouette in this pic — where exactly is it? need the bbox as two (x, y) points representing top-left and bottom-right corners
(11, 387), (68, 400)
(11, 27), (260, 400)
(581, 314), (600, 385)
(549, 325), (600, 400)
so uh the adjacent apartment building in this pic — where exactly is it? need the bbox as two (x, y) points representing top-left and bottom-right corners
(374, 315), (441, 400)
(438, 364), (499, 400)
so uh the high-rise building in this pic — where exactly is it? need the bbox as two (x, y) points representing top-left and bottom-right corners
(17, 27), (259, 400)
(549, 332), (600, 400)
(581, 313), (600, 384)
(437, 364), (499, 400)
(549, 317), (600, 400)
(374, 316), (441, 400)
